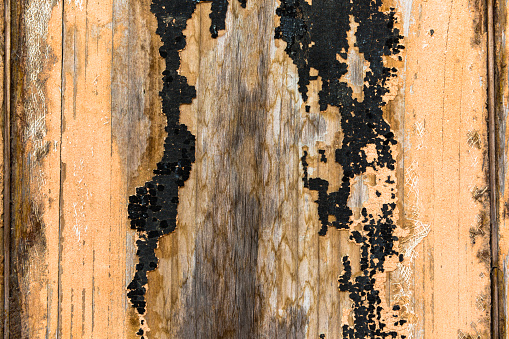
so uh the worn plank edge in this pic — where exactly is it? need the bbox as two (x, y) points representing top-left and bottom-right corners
(3, 0), (10, 336)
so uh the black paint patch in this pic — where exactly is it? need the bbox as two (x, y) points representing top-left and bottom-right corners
(319, 149), (327, 163)
(127, 0), (246, 334)
(276, 0), (404, 337)
(301, 149), (309, 188)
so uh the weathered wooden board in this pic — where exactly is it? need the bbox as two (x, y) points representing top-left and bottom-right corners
(9, 0), (62, 336)
(3, 0), (496, 338)
(402, 1), (490, 337)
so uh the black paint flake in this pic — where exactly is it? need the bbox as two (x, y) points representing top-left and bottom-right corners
(276, 0), (404, 338)
(127, 0), (245, 336)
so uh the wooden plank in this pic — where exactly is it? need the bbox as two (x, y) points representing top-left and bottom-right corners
(111, 0), (167, 335)
(59, 0), (129, 337)
(403, 0), (490, 337)
(9, 0), (62, 336)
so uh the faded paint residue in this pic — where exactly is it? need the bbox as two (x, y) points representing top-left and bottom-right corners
(67, 0), (83, 10)
(398, 0), (413, 36)
(24, 0), (55, 162)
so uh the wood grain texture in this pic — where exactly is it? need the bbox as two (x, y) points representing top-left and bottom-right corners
(5, 0), (494, 338)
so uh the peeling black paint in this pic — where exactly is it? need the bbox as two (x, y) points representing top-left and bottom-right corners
(276, 0), (404, 337)
(129, 0), (404, 336)
(127, 0), (245, 336)
(319, 149), (327, 163)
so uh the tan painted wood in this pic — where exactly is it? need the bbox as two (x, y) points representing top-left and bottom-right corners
(402, 1), (490, 337)
(5, 0), (495, 338)
(59, 0), (124, 337)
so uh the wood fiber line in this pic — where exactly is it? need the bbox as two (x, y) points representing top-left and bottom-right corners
(0, 0), (6, 338)
(189, 2), (278, 337)
(2, 0), (8, 337)
(495, 0), (509, 335)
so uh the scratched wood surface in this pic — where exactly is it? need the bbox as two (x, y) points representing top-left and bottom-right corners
(4, 0), (494, 338)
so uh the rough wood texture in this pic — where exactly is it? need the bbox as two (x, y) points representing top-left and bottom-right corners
(5, 0), (494, 338)
(10, 0), (62, 336)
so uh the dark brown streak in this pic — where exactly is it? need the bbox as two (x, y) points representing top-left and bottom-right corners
(57, 0), (66, 337)
(3, 0), (10, 336)
(487, 0), (499, 336)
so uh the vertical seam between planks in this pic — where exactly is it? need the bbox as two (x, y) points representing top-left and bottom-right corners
(487, 0), (499, 336)
(3, 0), (10, 336)
(57, 0), (65, 337)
